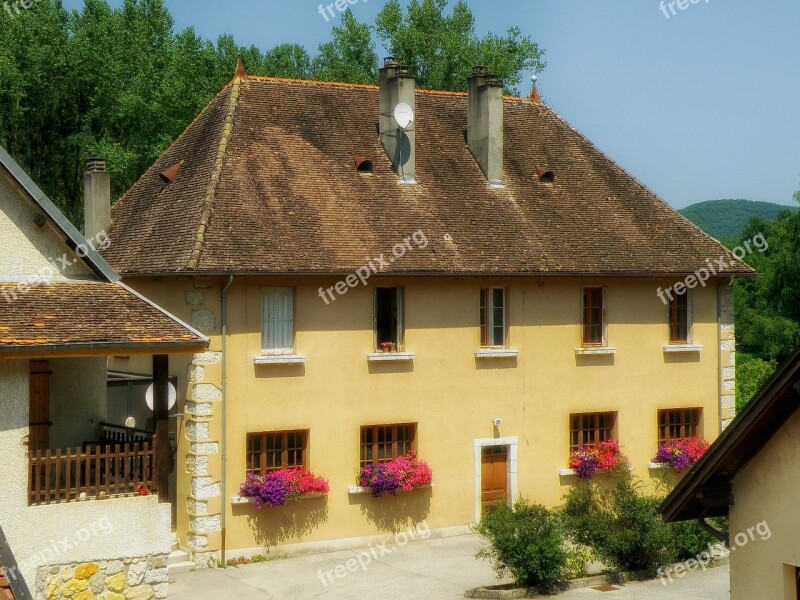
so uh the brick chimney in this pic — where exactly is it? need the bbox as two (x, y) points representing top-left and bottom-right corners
(83, 157), (111, 240)
(468, 67), (504, 187)
(379, 58), (416, 183)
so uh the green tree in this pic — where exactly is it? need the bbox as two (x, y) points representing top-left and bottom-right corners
(313, 10), (378, 84)
(735, 354), (777, 412)
(375, 0), (545, 94)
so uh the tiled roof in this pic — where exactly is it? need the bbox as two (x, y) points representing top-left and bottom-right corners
(103, 76), (753, 277)
(0, 282), (205, 352)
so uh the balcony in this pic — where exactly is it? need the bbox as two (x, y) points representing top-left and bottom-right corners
(28, 424), (158, 505)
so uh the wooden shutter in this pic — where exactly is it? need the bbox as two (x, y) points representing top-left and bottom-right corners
(262, 288), (293, 354)
(687, 290), (694, 344)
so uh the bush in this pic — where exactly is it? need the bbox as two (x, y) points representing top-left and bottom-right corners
(475, 498), (575, 594)
(562, 471), (721, 573)
(562, 471), (674, 573)
(735, 355), (777, 412)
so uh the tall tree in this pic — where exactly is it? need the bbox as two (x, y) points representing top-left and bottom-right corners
(375, 0), (545, 94)
(313, 10), (378, 85)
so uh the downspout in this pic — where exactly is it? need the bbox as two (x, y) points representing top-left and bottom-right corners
(220, 275), (234, 565)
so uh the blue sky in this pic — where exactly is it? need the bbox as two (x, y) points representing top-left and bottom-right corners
(61, 0), (800, 209)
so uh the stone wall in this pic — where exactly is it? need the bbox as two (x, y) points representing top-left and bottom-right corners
(184, 350), (223, 568)
(36, 555), (168, 600)
(719, 283), (736, 429)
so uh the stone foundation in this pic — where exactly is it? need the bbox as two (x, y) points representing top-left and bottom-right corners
(36, 555), (168, 600)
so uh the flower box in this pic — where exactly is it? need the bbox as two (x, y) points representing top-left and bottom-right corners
(347, 483), (433, 495)
(567, 441), (627, 481)
(652, 438), (709, 471)
(239, 469), (330, 509)
(232, 492), (327, 505)
(357, 452), (433, 498)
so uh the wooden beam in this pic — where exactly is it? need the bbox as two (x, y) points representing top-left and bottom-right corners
(152, 355), (170, 504)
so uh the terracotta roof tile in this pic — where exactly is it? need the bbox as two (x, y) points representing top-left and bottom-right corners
(0, 282), (205, 351)
(103, 76), (753, 277)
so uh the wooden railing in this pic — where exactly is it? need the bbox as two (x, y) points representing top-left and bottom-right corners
(29, 439), (157, 504)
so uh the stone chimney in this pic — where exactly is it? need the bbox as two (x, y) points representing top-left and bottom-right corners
(468, 67), (504, 187)
(83, 157), (111, 240)
(379, 57), (416, 183)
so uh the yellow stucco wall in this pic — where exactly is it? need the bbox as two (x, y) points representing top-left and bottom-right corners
(117, 274), (727, 561)
(729, 408), (800, 600)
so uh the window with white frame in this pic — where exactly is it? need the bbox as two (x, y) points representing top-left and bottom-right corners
(480, 288), (506, 347)
(262, 287), (294, 354)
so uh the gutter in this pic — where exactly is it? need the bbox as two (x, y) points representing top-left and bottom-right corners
(220, 275), (234, 565)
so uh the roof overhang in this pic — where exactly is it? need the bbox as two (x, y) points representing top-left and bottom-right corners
(659, 346), (800, 523)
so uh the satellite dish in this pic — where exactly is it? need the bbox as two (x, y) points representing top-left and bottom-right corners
(393, 103), (414, 130)
(145, 382), (177, 411)
(125, 416), (137, 429)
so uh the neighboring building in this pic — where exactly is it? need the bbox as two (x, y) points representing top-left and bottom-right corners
(97, 61), (753, 565)
(660, 348), (800, 600)
(0, 147), (208, 599)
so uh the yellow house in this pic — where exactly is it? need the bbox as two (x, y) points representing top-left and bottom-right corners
(95, 61), (753, 566)
(660, 347), (800, 600)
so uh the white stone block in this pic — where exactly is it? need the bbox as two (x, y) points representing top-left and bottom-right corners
(192, 477), (221, 499)
(187, 535), (208, 552)
(126, 561), (147, 586)
(186, 455), (209, 476)
(721, 339), (735, 351)
(191, 515), (221, 534)
(186, 422), (210, 441)
(190, 442), (219, 454)
(187, 499), (208, 515)
(192, 384), (221, 402)
(722, 367), (735, 378)
(186, 401), (212, 417)
(724, 380), (735, 390)
(193, 351), (222, 365)
(188, 364), (205, 383)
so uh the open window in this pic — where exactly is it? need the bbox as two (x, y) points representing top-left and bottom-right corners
(582, 287), (607, 346)
(374, 287), (404, 351)
(480, 288), (506, 348)
(669, 291), (692, 344)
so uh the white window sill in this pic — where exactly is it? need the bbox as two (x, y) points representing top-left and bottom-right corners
(559, 469), (577, 476)
(254, 355), (307, 365)
(231, 493), (326, 505)
(648, 462), (670, 470)
(347, 483), (433, 495)
(474, 348), (519, 358)
(663, 344), (703, 353)
(574, 346), (617, 356)
(367, 352), (415, 362)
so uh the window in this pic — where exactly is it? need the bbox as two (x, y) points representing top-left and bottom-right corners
(246, 430), (307, 475)
(360, 424), (416, 466)
(262, 287), (294, 354)
(658, 409), (701, 445)
(375, 287), (404, 350)
(582, 287), (607, 346)
(569, 412), (616, 452)
(669, 291), (691, 343)
(480, 288), (506, 347)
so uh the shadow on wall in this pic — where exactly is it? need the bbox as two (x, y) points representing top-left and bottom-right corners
(352, 489), (432, 533)
(244, 498), (329, 548)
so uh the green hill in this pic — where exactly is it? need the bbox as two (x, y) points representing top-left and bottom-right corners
(679, 199), (798, 240)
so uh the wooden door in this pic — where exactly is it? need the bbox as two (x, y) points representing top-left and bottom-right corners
(29, 361), (51, 453)
(481, 446), (508, 511)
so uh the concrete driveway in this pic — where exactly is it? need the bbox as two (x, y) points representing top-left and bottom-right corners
(169, 534), (730, 599)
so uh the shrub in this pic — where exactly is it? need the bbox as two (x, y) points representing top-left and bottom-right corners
(562, 471), (673, 573)
(568, 440), (627, 480)
(652, 438), (710, 471)
(475, 498), (575, 594)
(358, 452), (433, 497)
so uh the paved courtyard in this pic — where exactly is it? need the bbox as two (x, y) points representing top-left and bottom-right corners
(169, 534), (730, 599)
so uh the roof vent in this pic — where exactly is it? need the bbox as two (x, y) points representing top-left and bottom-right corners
(159, 161), (184, 183)
(536, 166), (555, 183)
(354, 155), (373, 174)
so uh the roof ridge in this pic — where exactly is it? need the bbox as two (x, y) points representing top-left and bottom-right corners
(185, 77), (242, 270)
(239, 75), (531, 102)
